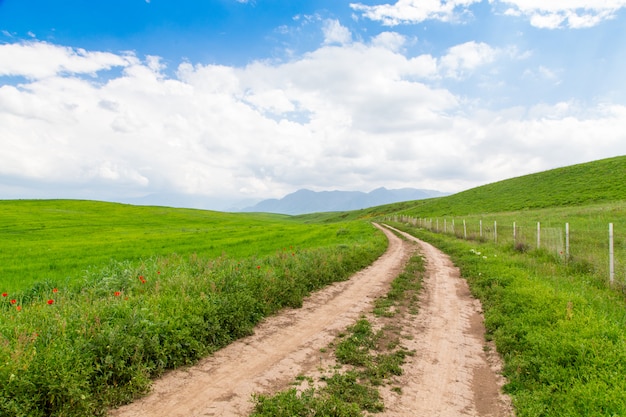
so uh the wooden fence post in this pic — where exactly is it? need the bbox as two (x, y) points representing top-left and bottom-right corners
(609, 223), (615, 284)
(565, 223), (570, 260)
(513, 221), (516, 245)
(463, 220), (467, 239)
(480, 220), (483, 238)
(494, 220), (498, 243)
(537, 222), (541, 249)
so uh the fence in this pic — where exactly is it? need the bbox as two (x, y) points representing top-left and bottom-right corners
(387, 215), (625, 286)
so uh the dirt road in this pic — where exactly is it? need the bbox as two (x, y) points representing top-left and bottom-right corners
(110, 223), (513, 417)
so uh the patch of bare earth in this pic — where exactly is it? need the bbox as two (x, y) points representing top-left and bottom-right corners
(110, 223), (513, 417)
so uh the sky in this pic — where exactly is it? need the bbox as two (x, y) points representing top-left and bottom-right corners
(1, 0), (626, 210)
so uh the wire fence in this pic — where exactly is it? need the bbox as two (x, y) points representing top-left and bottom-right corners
(387, 215), (626, 287)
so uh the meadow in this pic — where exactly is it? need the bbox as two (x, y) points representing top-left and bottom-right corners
(0, 199), (379, 292)
(3, 155), (626, 416)
(0, 200), (387, 416)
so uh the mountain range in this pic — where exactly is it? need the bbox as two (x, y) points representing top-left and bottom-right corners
(240, 188), (448, 215)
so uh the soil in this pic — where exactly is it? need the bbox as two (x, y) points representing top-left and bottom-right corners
(110, 223), (514, 417)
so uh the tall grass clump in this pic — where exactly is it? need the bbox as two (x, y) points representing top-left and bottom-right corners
(392, 223), (626, 416)
(0, 230), (387, 417)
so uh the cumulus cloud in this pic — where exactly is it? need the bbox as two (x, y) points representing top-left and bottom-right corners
(0, 41), (131, 79)
(322, 19), (352, 45)
(439, 41), (499, 79)
(1, 38), (625, 204)
(499, 0), (626, 28)
(350, 0), (482, 25)
(351, 0), (626, 29)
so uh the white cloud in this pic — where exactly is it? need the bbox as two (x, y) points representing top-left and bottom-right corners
(322, 19), (352, 45)
(1, 39), (625, 204)
(497, 0), (626, 28)
(350, 0), (626, 28)
(0, 41), (130, 79)
(439, 41), (499, 79)
(350, 0), (482, 25)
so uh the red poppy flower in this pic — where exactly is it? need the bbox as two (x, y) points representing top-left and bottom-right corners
(257, 265), (261, 270)
(1, 292), (7, 297)
(10, 299), (16, 304)
(16, 306), (22, 312)
(114, 291), (121, 297)
(52, 288), (58, 293)
(47, 299), (54, 305)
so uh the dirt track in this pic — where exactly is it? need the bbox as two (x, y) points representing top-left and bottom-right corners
(110, 223), (513, 417)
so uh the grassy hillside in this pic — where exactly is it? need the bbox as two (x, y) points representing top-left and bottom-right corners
(0, 200), (377, 292)
(328, 155), (626, 219)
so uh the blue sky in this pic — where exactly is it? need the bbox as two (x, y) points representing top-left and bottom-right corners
(1, 0), (626, 210)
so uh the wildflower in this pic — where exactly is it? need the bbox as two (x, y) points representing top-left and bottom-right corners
(47, 299), (54, 305)
(114, 291), (121, 297)
(52, 288), (58, 293)
(10, 299), (16, 304)
(1, 292), (7, 297)
(16, 306), (22, 312)
(139, 275), (146, 284)
(257, 265), (261, 270)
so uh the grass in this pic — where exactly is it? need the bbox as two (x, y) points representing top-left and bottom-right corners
(4, 154), (626, 416)
(393, 155), (626, 217)
(0, 199), (389, 417)
(338, 155), (626, 415)
(391, 223), (626, 416)
(390, 201), (626, 289)
(0, 239), (388, 416)
(250, 253), (424, 416)
(0, 200), (379, 292)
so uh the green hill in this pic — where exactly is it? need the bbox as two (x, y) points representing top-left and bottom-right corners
(348, 155), (626, 218)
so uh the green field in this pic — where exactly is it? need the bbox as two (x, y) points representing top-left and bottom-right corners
(0, 201), (387, 416)
(0, 199), (379, 293)
(3, 155), (626, 416)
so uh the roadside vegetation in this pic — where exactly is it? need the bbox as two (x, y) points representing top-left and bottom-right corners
(388, 224), (626, 416)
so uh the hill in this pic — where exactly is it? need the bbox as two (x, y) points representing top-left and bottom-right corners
(338, 155), (626, 219)
(241, 187), (448, 215)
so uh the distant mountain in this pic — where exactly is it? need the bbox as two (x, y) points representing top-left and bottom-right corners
(118, 193), (259, 212)
(240, 187), (448, 215)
